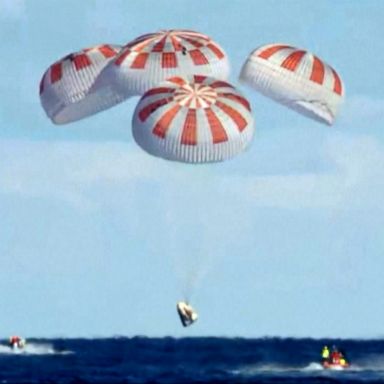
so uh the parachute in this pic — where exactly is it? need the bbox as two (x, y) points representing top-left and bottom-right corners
(239, 43), (344, 125)
(88, 30), (230, 114)
(132, 75), (254, 163)
(177, 301), (198, 327)
(39, 44), (121, 124)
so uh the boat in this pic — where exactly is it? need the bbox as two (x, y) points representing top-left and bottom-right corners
(9, 336), (26, 350)
(322, 360), (350, 370)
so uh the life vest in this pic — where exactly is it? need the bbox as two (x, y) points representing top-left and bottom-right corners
(10, 336), (20, 344)
(331, 351), (341, 363)
(322, 348), (330, 359)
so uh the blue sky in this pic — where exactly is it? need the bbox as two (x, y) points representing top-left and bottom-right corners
(1, 0), (384, 338)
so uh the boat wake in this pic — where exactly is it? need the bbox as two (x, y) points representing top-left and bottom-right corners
(302, 362), (324, 371)
(233, 363), (305, 376)
(233, 361), (363, 378)
(302, 361), (367, 373)
(0, 342), (72, 355)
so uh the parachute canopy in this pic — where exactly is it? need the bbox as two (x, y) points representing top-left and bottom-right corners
(177, 302), (198, 327)
(239, 43), (344, 125)
(89, 30), (230, 115)
(132, 75), (254, 163)
(39, 44), (121, 124)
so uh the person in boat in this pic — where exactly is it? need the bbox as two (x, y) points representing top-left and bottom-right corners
(339, 355), (347, 366)
(330, 345), (339, 363)
(338, 349), (349, 366)
(331, 346), (350, 366)
(177, 301), (198, 327)
(9, 336), (26, 349)
(321, 345), (330, 362)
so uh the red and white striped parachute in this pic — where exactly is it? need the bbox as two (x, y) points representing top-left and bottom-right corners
(39, 44), (121, 124)
(132, 76), (254, 163)
(240, 43), (344, 125)
(90, 30), (230, 114)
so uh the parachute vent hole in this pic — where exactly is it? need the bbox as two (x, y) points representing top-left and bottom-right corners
(182, 47), (187, 55)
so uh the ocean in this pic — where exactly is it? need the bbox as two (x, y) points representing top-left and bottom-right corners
(0, 337), (384, 383)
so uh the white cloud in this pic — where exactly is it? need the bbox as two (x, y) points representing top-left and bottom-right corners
(1, 133), (383, 213)
(0, 140), (161, 209)
(339, 95), (384, 126)
(222, 133), (384, 210)
(224, 173), (343, 209)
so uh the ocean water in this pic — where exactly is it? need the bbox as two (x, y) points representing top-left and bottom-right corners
(1, 337), (384, 383)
